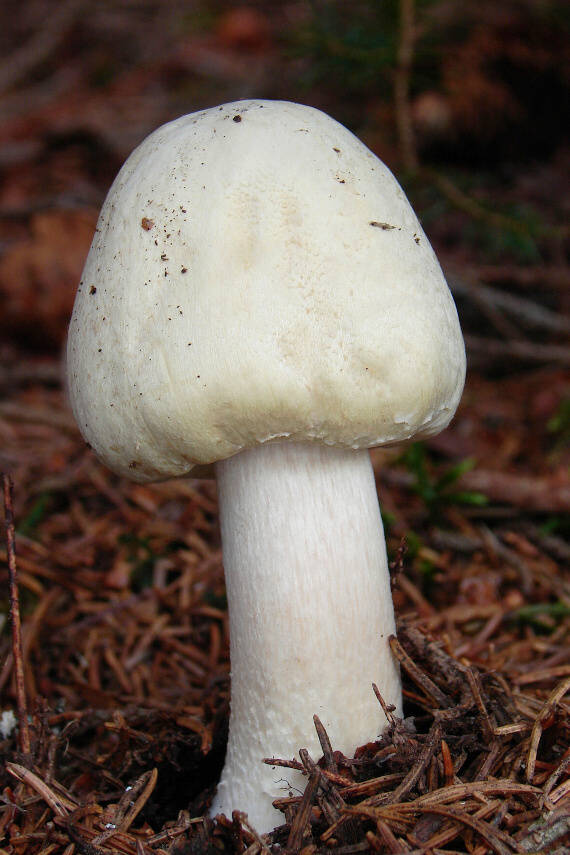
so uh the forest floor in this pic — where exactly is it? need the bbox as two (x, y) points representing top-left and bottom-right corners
(0, 2), (568, 853)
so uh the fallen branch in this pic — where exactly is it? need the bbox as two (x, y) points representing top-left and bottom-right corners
(465, 335), (570, 366)
(448, 272), (570, 334)
(459, 469), (570, 513)
(474, 264), (569, 291)
(382, 467), (570, 513)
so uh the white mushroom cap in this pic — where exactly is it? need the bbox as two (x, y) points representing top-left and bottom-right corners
(67, 99), (465, 480)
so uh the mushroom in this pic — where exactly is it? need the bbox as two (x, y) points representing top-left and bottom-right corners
(66, 100), (465, 832)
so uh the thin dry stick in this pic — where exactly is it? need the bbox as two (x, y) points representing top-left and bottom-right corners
(313, 714), (338, 773)
(287, 768), (320, 850)
(465, 335), (570, 368)
(2, 473), (30, 756)
(447, 273), (570, 334)
(394, 0), (419, 171)
(372, 682), (397, 727)
(526, 676), (570, 783)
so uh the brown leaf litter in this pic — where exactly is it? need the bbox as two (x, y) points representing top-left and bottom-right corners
(0, 365), (568, 854)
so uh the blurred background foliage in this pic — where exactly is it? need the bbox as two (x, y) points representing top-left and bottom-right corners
(1, 0), (568, 353)
(1, 1), (569, 324)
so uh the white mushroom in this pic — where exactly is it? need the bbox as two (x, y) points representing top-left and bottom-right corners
(66, 99), (465, 832)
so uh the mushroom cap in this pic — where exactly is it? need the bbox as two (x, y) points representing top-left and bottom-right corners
(67, 100), (465, 481)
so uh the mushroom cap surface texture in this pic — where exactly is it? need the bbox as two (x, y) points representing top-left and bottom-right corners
(67, 100), (466, 480)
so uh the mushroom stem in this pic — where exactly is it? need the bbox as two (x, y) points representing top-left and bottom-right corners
(212, 441), (401, 832)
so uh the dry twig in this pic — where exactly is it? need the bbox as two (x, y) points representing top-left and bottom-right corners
(394, 0), (419, 171)
(2, 474), (30, 756)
